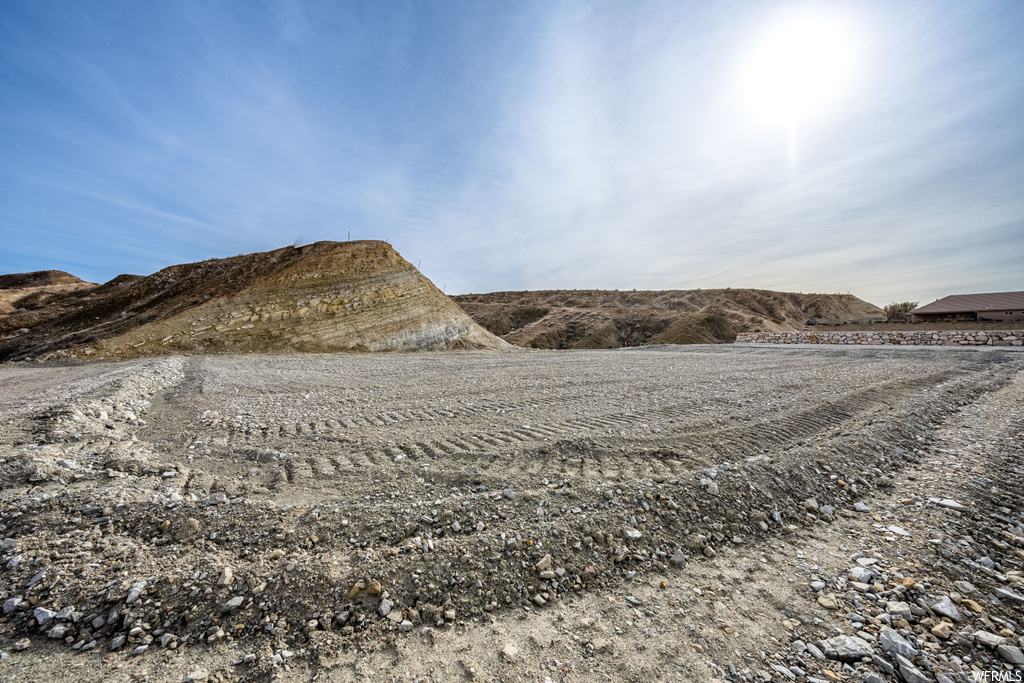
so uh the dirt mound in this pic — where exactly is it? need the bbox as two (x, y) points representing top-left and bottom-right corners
(453, 289), (883, 348)
(0, 241), (507, 361)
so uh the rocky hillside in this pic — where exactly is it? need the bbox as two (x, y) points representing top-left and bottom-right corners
(452, 289), (884, 349)
(0, 241), (507, 361)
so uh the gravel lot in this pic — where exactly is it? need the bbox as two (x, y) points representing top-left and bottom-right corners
(0, 345), (1022, 682)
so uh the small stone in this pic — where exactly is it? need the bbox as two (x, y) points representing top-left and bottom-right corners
(503, 488), (516, 500)
(996, 644), (1024, 665)
(110, 635), (126, 650)
(399, 620), (413, 632)
(803, 498), (819, 512)
(175, 518), (201, 541)
(928, 497), (965, 511)
(886, 602), (912, 621)
(347, 580), (365, 600)
(623, 527), (642, 541)
(217, 567), (233, 586)
(847, 566), (875, 583)
(159, 633), (174, 647)
(535, 554), (552, 571)
(502, 642), (519, 659)
(879, 627), (919, 659)
(670, 549), (686, 566)
(34, 607), (56, 627)
(961, 598), (984, 613)
(443, 609), (456, 622)
(894, 654), (930, 683)
(817, 594), (838, 609)
(682, 534), (706, 550)
(810, 581), (826, 592)
(930, 596), (961, 622)
(185, 670), (209, 682)
(973, 630), (1007, 649)
(995, 587), (1024, 603)
(853, 502), (871, 512)
(46, 624), (68, 639)
(27, 568), (47, 588)
(819, 635), (873, 662)
(533, 595), (546, 607)
(378, 599), (394, 617)
(222, 596), (243, 614)
(126, 581), (146, 605)
(451, 521), (461, 533)
(3, 598), (20, 614)
(13, 638), (30, 651)
(931, 622), (954, 639)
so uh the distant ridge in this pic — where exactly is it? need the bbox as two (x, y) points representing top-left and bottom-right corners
(0, 270), (86, 290)
(452, 289), (884, 348)
(0, 270), (96, 318)
(0, 241), (508, 361)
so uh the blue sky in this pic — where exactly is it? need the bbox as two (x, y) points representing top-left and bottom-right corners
(2, 0), (1022, 306)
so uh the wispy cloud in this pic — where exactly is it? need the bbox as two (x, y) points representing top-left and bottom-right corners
(1, 0), (1021, 305)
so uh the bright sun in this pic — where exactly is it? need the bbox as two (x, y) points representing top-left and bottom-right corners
(739, 14), (855, 127)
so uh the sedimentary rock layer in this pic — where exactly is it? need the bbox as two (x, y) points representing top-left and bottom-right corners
(0, 241), (507, 361)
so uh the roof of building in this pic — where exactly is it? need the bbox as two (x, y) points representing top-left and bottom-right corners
(912, 291), (1024, 315)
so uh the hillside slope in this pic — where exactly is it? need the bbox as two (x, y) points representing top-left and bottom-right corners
(0, 241), (507, 361)
(452, 289), (883, 349)
(0, 270), (97, 318)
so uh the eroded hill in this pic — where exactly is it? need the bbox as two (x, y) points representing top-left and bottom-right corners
(0, 241), (507, 361)
(452, 289), (884, 348)
(0, 270), (97, 320)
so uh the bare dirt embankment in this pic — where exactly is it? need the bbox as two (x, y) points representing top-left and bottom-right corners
(1, 346), (1022, 682)
(0, 242), (507, 362)
(452, 290), (883, 349)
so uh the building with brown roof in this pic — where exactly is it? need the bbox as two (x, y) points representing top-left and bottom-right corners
(911, 291), (1024, 322)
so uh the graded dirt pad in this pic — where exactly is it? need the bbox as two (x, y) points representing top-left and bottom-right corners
(452, 290), (884, 349)
(0, 241), (506, 362)
(1, 346), (1023, 682)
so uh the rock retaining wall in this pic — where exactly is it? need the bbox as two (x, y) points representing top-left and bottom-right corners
(735, 330), (1024, 346)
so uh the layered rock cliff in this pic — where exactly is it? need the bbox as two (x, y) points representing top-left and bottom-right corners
(0, 241), (508, 361)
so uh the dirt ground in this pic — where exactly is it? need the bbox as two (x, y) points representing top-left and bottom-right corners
(1, 345), (1022, 682)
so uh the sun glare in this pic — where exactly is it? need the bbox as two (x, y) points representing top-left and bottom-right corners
(739, 14), (855, 127)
